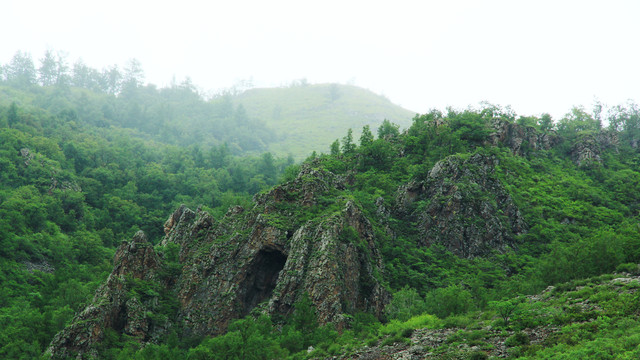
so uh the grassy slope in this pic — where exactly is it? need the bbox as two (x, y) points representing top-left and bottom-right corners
(327, 271), (640, 359)
(234, 83), (416, 159)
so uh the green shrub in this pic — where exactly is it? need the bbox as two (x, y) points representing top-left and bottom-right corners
(327, 343), (341, 356)
(380, 334), (409, 347)
(616, 262), (640, 275)
(401, 328), (414, 338)
(505, 331), (530, 347)
(403, 313), (442, 330)
(442, 314), (473, 329)
(384, 287), (426, 322)
(468, 350), (488, 360)
(424, 285), (474, 319)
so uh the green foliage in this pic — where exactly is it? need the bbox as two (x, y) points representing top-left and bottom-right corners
(377, 119), (400, 139)
(424, 285), (474, 319)
(359, 125), (374, 147)
(358, 139), (394, 171)
(384, 287), (426, 322)
(6, 52), (640, 359)
(469, 351), (488, 360)
(0, 55), (296, 359)
(189, 316), (286, 360)
(448, 110), (491, 143)
(341, 128), (356, 155)
(557, 106), (601, 137)
(488, 298), (522, 327)
(7, 102), (18, 128)
(329, 139), (340, 156)
(505, 331), (530, 347)
(291, 292), (317, 335)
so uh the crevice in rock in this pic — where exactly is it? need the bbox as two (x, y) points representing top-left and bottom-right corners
(112, 304), (127, 332)
(240, 248), (287, 317)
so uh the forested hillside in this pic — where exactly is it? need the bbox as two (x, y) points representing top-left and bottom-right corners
(0, 51), (294, 359)
(3, 49), (640, 360)
(0, 51), (414, 160)
(0, 51), (278, 154)
(46, 96), (640, 359)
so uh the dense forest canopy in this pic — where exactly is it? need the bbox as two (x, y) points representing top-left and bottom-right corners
(2, 50), (640, 358)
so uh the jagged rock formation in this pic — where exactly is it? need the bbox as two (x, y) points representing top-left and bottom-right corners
(163, 166), (387, 337)
(395, 153), (527, 258)
(47, 231), (164, 359)
(48, 166), (388, 358)
(571, 130), (619, 166)
(488, 118), (559, 155)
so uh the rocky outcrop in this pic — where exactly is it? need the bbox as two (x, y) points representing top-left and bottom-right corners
(48, 166), (389, 357)
(23, 260), (55, 273)
(395, 154), (527, 258)
(166, 166), (387, 336)
(570, 130), (618, 166)
(20, 147), (33, 166)
(488, 118), (559, 155)
(47, 231), (163, 359)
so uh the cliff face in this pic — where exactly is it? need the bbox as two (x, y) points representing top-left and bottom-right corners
(488, 118), (559, 155)
(395, 153), (527, 258)
(48, 166), (388, 358)
(570, 130), (619, 166)
(47, 231), (164, 359)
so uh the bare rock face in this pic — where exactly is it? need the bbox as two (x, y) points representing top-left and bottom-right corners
(20, 147), (33, 166)
(48, 166), (388, 357)
(488, 118), (559, 155)
(571, 130), (619, 166)
(47, 231), (163, 359)
(168, 166), (387, 336)
(395, 154), (527, 258)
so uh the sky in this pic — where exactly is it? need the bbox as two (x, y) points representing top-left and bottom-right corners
(3, 0), (640, 120)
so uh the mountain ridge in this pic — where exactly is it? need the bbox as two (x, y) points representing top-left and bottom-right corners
(234, 83), (415, 158)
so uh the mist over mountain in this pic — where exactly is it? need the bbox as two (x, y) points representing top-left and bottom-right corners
(2, 51), (640, 359)
(235, 83), (415, 158)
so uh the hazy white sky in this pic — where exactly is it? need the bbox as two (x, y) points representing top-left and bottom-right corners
(3, 0), (640, 119)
